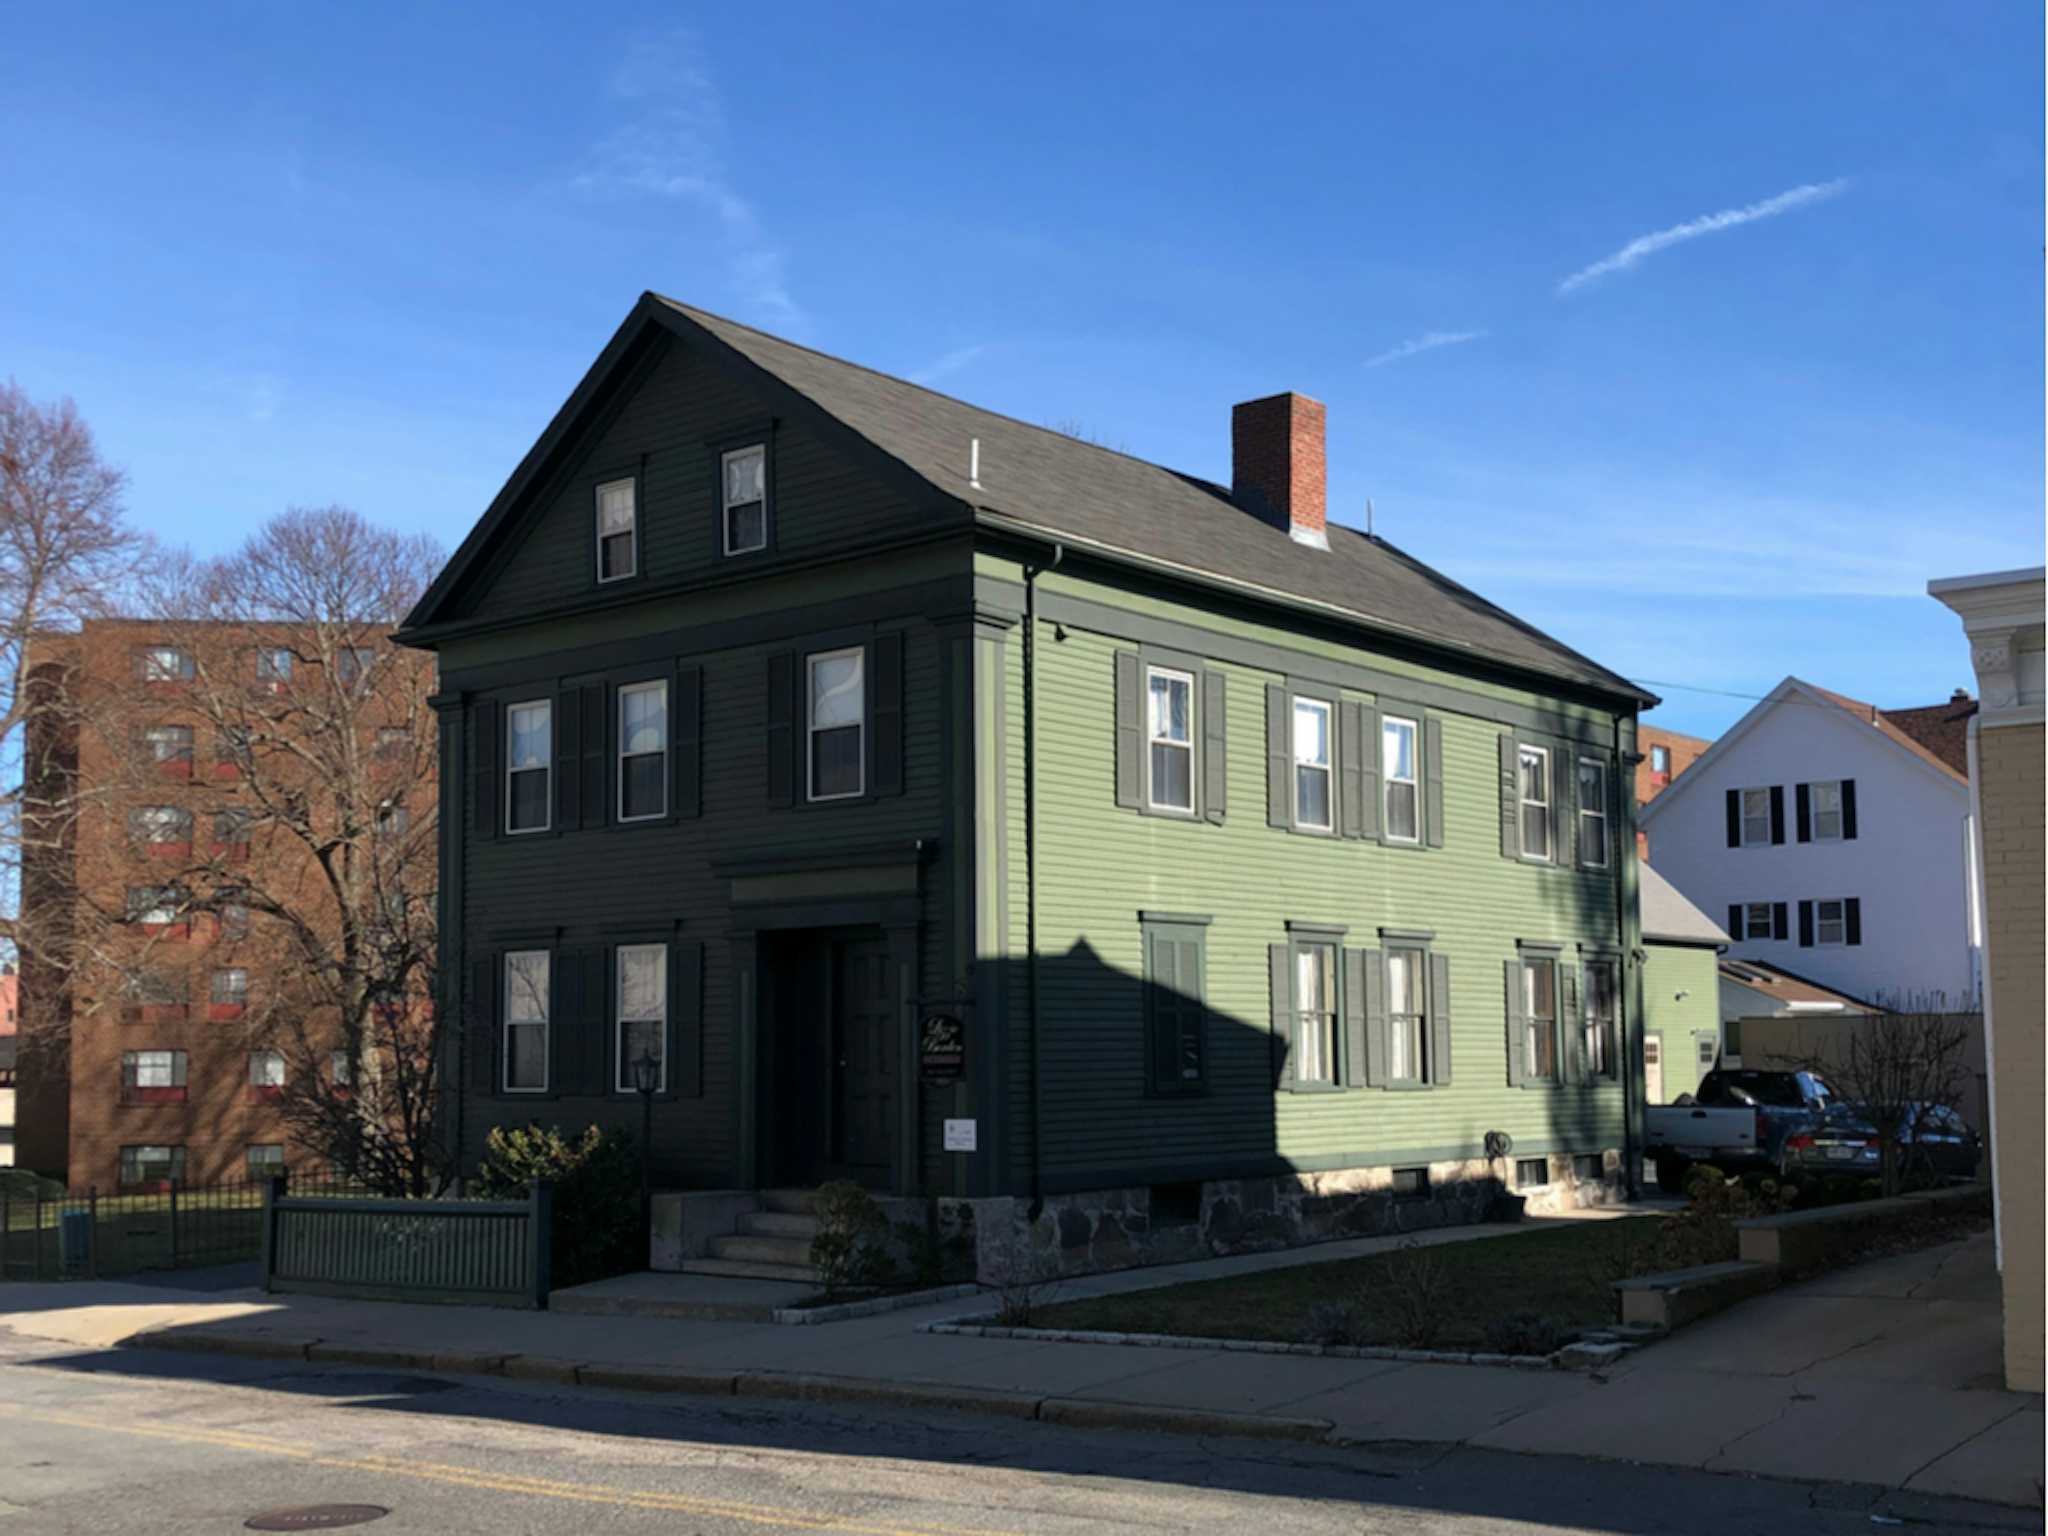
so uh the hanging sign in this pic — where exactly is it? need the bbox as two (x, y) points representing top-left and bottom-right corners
(919, 1011), (966, 1084)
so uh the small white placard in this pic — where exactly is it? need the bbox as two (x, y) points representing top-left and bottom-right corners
(943, 1118), (978, 1153)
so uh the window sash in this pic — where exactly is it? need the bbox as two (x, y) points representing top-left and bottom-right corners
(120, 1146), (184, 1185)
(130, 806), (193, 843)
(1577, 759), (1608, 867)
(128, 887), (181, 924)
(617, 680), (669, 821)
(1145, 667), (1194, 813)
(211, 969), (249, 1004)
(1651, 745), (1670, 773)
(1744, 902), (1773, 940)
(806, 648), (866, 801)
(248, 1051), (286, 1088)
(143, 726), (194, 761)
(125, 1050), (186, 1088)
(1521, 958), (1558, 1080)
(1518, 745), (1551, 861)
(1293, 943), (1339, 1085)
(1816, 900), (1846, 945)
(1811, 780), (1843, 841)
(1387, 947), (1427, 1082)
(506, 700), (552, 833)
(1292, 697), (1332, 830)
(504, 950), (550, 1092)
(721, 445), (767, 555)
(139, 647), (193, 681)
(1383, 717), (1419, 842)
(595, 478), (637, 581)
(1741, 787), (1771, 845)
(1584, 961), (1617, 1078)
(616, 943), (668, 1093)
(256, 648), (292, 682)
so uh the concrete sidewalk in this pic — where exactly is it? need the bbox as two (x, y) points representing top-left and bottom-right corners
(1, 1225), (2038, 1510)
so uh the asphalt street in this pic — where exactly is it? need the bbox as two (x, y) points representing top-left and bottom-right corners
(0, 1331), (2032, 1536)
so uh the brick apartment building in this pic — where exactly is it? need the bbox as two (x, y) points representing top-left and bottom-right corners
(14, 619), (434, 1190)
(1635, 723), (1711, 860)
(0, 968), (18, 1168)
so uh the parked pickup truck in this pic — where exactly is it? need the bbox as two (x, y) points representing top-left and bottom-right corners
(1645, 1068), (1838, 1193)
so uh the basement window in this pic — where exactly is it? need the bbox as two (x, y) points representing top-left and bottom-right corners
(1515, 1157), (1549, 1188)
(1390, 1166), (1431, 1201)
(1573, 1154), (1604, 1183)
(1149, 1181), (1203, 1227)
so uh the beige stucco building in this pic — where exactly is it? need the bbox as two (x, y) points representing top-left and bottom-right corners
(1930, 566), (2044, 1395)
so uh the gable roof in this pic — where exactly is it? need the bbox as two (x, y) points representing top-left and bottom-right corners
(1718, 958), (1880, 1016)
(402, 295), (1652, 705)
(1639, 675), (1969, 827)
(1640, 862), (1730, 948)
(1869, 692), (1975, 777)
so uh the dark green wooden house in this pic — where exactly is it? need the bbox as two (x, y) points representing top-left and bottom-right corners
(399, 293), (1657, 1279)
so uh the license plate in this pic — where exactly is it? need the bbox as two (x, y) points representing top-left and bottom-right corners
(1826, 1147), (1856, 1160)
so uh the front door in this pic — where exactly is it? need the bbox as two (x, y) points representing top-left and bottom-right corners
(831, 937), (896, 1186)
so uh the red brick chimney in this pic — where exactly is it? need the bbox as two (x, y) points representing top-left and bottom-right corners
(1232, 392), (1327, 548)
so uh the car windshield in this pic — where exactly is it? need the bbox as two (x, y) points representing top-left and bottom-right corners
(1699, 1071), (1805, 1108)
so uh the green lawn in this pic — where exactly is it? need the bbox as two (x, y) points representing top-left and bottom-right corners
(1028, 1219), (1669, 1350)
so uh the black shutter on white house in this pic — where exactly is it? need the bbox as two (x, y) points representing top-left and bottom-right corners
(1845, 898), (1862, 946)
(1725, 788), (1741, 848)
(1769, 785), (1786, 844)
(1728, 904), (1743, 941)
(1773, 902), (1789, 942)
(1795, 782), (1811, 843)
(1798, 900), (1815, 948)
(1841, 780), (1858, 840)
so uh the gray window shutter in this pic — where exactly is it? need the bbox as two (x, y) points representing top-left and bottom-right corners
(578, 683), (606, 827)
(569, 947), (607, 1096)
(674, 664), (702, 819)
(766, 651), (796, 806)
(1798, 899), (1814, 947)
(1269, 942), (1293, 1086)
(1845, 898), (1861, 946)
(1338, 701), (1365, 839)
(1343, 946), (1371, 1087)
(467, 957), (497, 1094)
(1560, 962), (1583, 1084)
(1362, 947), (1388, 1087)
(1795, 782), (1811, 843)
(1428, 952), (1452, 1086)
(1266, 685), (1290, 828)
(1359, 701), (1382, 843)
(1114, 651), (1142, 810)
(1201, 670), (1227, 824)
(870, 631), (905, 797)
(1552, 745), (1576, 870)
(1841, 780), (1858, 840)
(1424, 716), (1445, 849)
(1498, 733), (1519, 858)
(550, 947), (582, 1099)
(673, 940), (703, 1098)
(554, 687), (582, 832)
(472, 701), (499, 839)
(1503, 958), (1525, 1086)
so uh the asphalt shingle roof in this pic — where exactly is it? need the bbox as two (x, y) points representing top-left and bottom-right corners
(659, 297), (1650, 703)
(1640, 862), (1731, 947)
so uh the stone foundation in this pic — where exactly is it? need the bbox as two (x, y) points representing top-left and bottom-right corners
(945, 1151), (1626, 1284)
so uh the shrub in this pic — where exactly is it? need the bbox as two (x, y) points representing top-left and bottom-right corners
(1483, 1310), (1572, 1357)
(1653, 1166), (1797, 1271)
(809, 1180), (892, 1295)
(475, 1123), (642, 1290)
(1381, 1238), (1452, 1348)
(1303, 1300), (1367, 1347)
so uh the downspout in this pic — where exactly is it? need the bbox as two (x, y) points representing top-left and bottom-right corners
(1024, 540), (1063, 1219)
(1618, 715), (1641, 1199)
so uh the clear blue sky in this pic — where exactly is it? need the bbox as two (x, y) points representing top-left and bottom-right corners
(3, 4), (2040, 736)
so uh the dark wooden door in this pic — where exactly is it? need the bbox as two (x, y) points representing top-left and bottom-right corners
(831, 937), (896, 1186)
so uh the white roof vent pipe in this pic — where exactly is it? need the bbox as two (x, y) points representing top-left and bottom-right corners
(969, 437), (982, 491)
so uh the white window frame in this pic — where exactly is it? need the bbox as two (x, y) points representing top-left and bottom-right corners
(595, 477), (637, 583)
(1520, 956), (1559, 1082)
(616, 679), (669, 822)
(1291, 696), (1333, 832)
(721, 444), (768, 557)
(1382, 715), (1420, 844)
(615, 943), (668, 1094)
(1145, 665), (1195, 814)
(120, 1145), (184, 1186)
(1650, 743), (1671, 774)
(505, 699), (552, 835)
(1518, 744), (1552, 862)
(1386, 946), (1427, 1084)
(1576, 757), (1609, 868)
(127, 1050), (185, 1089)
(1816, 898), (1847, 946)
(503, 950), (551, 1094)
(1811, 780), (1844, 842)
(1583, 959), (1618, 1080)
(1744, 902), (1774, 941)
(806, 647), (866, 802)
(1741, 787), (1772, 847)
(1292, 938), (1340, 1087)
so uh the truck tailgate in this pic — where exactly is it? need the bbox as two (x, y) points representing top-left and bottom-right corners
(1645, 1104), (1758, 1156)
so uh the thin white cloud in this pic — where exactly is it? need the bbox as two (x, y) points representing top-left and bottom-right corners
(907, 344), (986, 387)
(574, 31), (802, 331)
(1558, 178), (1850, 295)
(1362, 329), (1488, 369)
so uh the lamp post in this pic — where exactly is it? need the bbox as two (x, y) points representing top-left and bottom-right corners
(631, 1050), (659, 1243)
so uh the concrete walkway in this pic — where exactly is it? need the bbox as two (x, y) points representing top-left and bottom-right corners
(0, 1223), (2037, 1511)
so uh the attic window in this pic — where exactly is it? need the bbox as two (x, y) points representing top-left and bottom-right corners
(722, 445), (767, 556)
(596, 478), (637, 582)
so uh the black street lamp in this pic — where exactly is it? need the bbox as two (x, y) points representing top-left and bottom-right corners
(631, 1050), (659, 1242)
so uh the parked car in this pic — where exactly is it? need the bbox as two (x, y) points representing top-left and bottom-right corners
(1779, 1107), (1880, 1185)
(1845, 1101), (1983, 1183)
(1645, 1068), (1838, 1193)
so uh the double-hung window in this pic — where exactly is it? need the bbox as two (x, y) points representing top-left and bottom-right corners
(211, 968), (249, 1009)
(1382, 715), (1419, 842)
(596, 477), (637, 581)
(130, 806), (192, 847)
(1146, 666), (1194, 813)
(137, 646), (194, 682)
(506, 700), (552, 833)
(503, 950), (551, 1093)
(1386, 946), (1428, 1083)
(1741, 788), (1772, 846)
(618, 680), (668, 821)
(1292, 939), (1339, 1087)
(1576, 758), (1609, 867)
(1744, 902), (1774, 941)
(128, 886), (182, 925)
(807, 648), (865, 800)
(1292, 697), (1332, 831)
(335, 648), (376, 688)
(1519, 955), (1559, 1082)
(1816, 899), (1847, 946)
(256, 647), (293, 685)
(143, 724), (194, 765)
(615, 943), (667, 1093)
(1650, 744), (1671, 776)
(1518, 744), (1552, 861)
(722, 445), (767, 555)
(1811, 780), (1844, 841)
(247, 1144), (286, 1178)
(122, 1050), (188, 1102)
(1583, 959), (1618, 1080)
(120, 1145), (185, 1187)
(248, 1050), (286, 1093)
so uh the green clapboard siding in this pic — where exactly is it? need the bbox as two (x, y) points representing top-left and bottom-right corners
(1642, 940), (1724, 1104)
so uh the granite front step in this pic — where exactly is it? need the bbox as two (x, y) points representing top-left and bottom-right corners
(680, 1257), (821, 1285)
(739, 1211), (821, 1239)
(709, 1232), (816, 1268)
(757, 1188), (820, 1216)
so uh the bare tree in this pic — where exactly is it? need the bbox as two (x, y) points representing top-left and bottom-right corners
(1796, 995), (1973, 1197)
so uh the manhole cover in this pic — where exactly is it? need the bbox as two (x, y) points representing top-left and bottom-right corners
(245, 1506), (389, 1531)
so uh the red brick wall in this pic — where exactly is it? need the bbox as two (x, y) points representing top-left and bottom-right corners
(1231, 392), (1326, 540)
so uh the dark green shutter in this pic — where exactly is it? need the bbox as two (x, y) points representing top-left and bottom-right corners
(1841, 780), (1858, 840)
(1795, 782), (1811, 843)
(1343, 946), (1370, 1087)
(472, 701), (499, 839)
(1725, 789), (1740, 848)
(871, 631), (905, 797)
(1769, 785), (1785, 844)
(1845, 898), (1861, 946)
(1201, 670), (1227, 824)
(467, 956), (496, 1094)
(1358, 702), (1382, 843)
(673, 940), (703, 1097)
(1552, 745), (1575, 870)
(1424, 716), (1445, 849)
(554, 687), (582, 831)
(1499, 733), (1519, 858)
(674, 664), (702, 819)
(1174, 935), (1205, 1086)
(1266, 686), (1290, 828)
(1772, 902), (1788, 942)
(1114, 651), (1142, 810)
(1269, 942), (1292, 1085)
(551, 948), (583, 1097)
(766, 651), (796, 805)
(578, 684), (606, 827)
(1503, 958), (1525, 1086)
(1428, 952), (1452, 1086)
(1362, 948), (1387, 1087)
(1798, 899), (1814, 947)
(1338, 701), (1365, 839)
(1560, 963), (1582, 1084)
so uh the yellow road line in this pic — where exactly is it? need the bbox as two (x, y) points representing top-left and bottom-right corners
(0, 1402), (1030, 1536)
